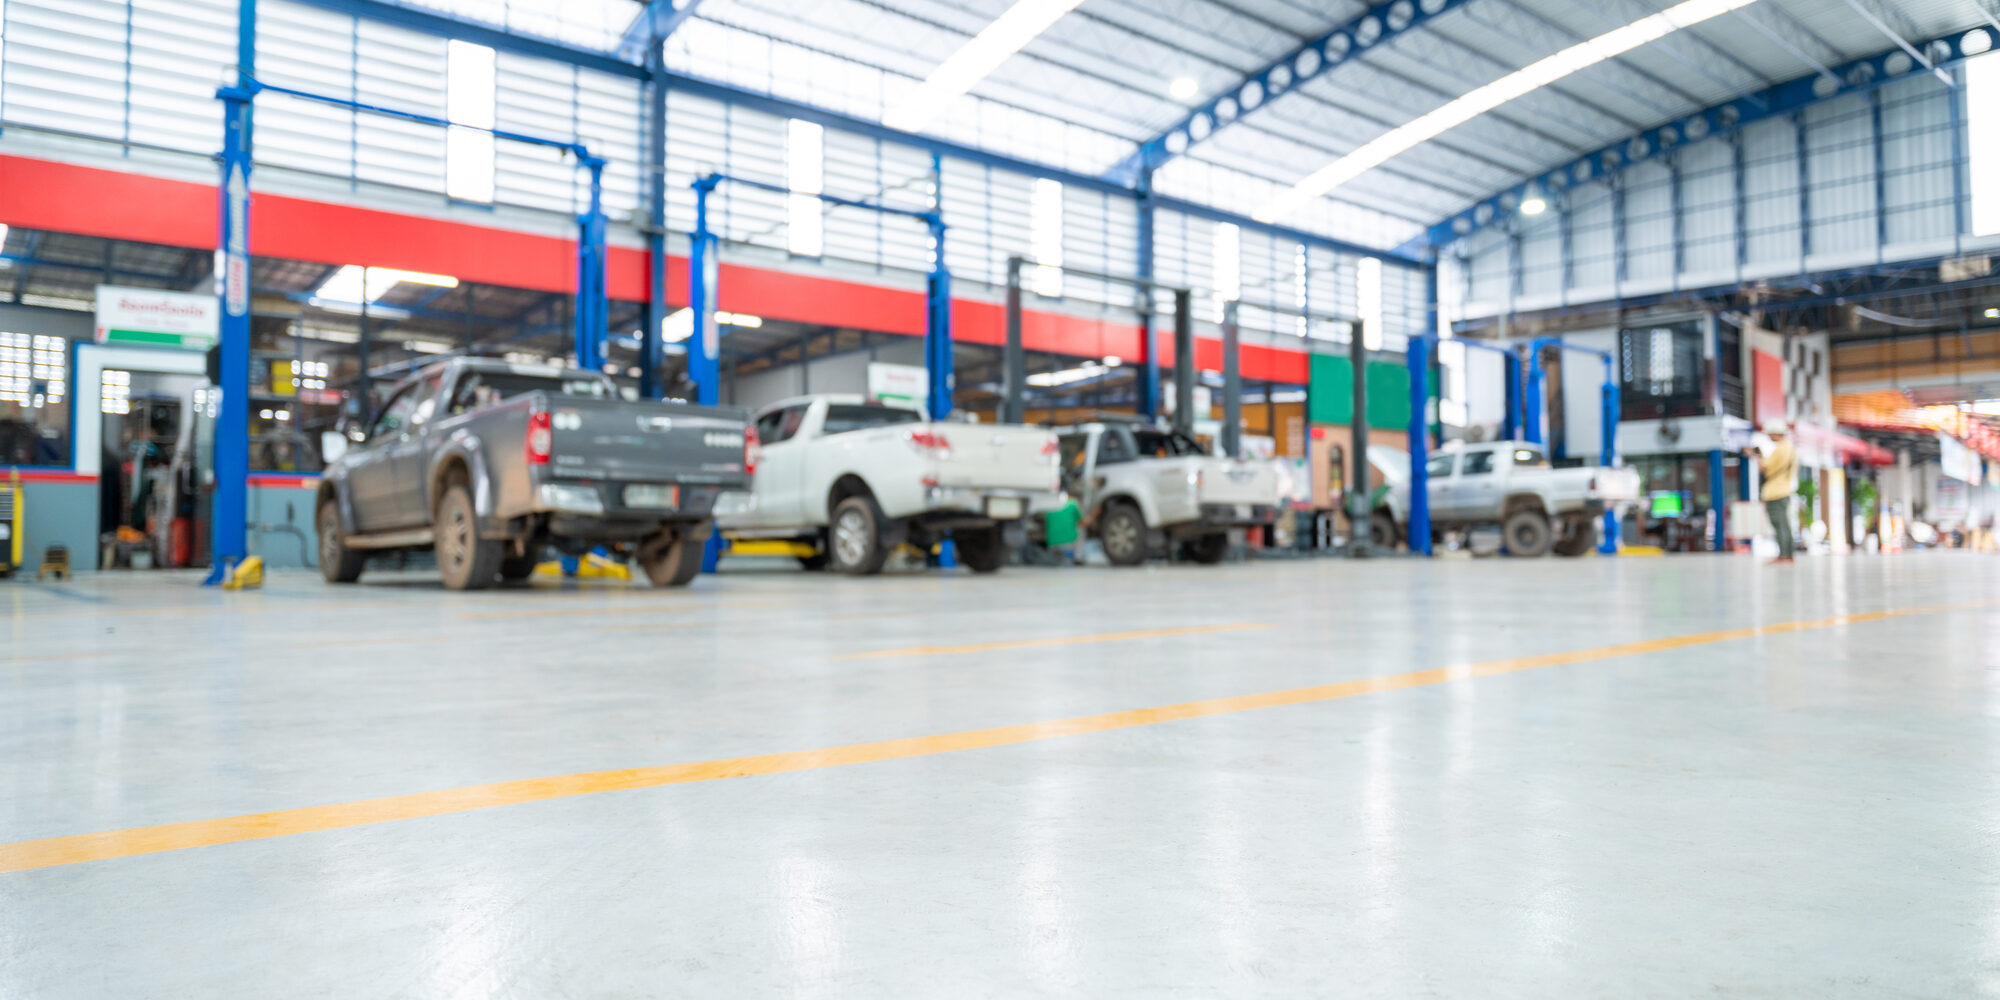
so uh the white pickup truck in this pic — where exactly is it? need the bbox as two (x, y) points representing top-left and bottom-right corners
(717, 395), (1061, 575)
(1382, 440), (1641, 556)
(1055, 422), (1282, 566)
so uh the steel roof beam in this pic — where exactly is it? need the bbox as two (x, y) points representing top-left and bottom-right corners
(1102, 0), (1481, 186)
(1413, 25), (1992, 255)
(291, 0), (644, 78)
(615, 0), (704, 62)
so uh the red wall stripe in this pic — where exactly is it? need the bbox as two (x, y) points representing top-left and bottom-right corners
(0, 154), (1310, 383)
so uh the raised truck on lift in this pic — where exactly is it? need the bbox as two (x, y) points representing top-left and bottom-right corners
(715, 394), (1062, 575)
(1381, 440), (1640, 556)
(316, 357), (754, 590)
(1055, 422), (1282, 566)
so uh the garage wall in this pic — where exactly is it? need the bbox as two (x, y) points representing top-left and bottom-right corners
(729, 336), (926, 413)
(9, 477), (98, 572)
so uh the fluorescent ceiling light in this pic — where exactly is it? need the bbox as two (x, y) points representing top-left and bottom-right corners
(883, 0), (1085, 132)
(1520, 195), (1548, 215)
(662, 308), (761, 344)
(313, 265), (459, 306)
(1027, 361), (1112, 387)
(0, 224), (10, 247)
(1257, 0), (1761, 220)
(1102, 355), (1123, 366)
(1169, 77), (1199, 101)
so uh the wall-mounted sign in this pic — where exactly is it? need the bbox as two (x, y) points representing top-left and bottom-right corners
(868, 362), (928, 409)
(95, 285), (218, 350)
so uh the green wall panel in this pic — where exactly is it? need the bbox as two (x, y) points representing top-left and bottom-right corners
(1307, 355), (1416, 431)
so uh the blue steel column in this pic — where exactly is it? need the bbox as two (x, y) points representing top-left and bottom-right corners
(574, 157), (609, 371)
(1708, 448), (1726, 551)
(1406, 330), (1433, 556)
(1598, 363), (1619, 555)
(1523, 344), (1546, 446)
(207, 0), (255, 585)
(689, 176), (721, 573)
(1135, 169), (1159, 419)
(641, 45), (668, 398)
(688, 176), (719, 402)
(924, 153), (953, 421)
(1502, 349), (1521, 441)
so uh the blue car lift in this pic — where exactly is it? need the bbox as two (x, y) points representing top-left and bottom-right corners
(1520, 337), (1621, 556)
(208, 72), (611, 583)
(1402, 336), (1524, 556)
(688, 171), (952, 417)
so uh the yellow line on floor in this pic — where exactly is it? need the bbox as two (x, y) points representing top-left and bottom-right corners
(1, 599), (1987, 875)
(837, 622), (1274, 659)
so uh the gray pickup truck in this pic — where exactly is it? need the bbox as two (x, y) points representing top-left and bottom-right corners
(316, 357), (753, 590)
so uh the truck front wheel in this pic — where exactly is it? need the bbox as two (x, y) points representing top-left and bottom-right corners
(1100, 503), (1148, 567)
(638, 530), (702, 587)
(436, 484), (503, 590)
(1503, 509), (1553, 558)
(829, 496), (889, 575)
(953, 525), (1005, 573)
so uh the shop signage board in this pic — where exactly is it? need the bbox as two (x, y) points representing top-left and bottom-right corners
(868, 362), (928, 409)
(95, 285), (218, 350)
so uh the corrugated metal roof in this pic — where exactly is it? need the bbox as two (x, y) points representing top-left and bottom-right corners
(413, 0), (1992, 248)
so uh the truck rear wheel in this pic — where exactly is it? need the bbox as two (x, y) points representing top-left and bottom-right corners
(317, 500), (366, 584)
(436, 484), (502, 590)
(829, 496), (889, 575)
(638, 531), (702, 587)
(1100, 503), (1148, 567)
(1187, 531), (1229, 564)
(1503, 509), (1553, 558)
(953, 525), (1004, 573)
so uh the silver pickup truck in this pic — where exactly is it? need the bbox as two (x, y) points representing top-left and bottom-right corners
(316, 357), (753, 590)
(1382, 440), (1640, 556)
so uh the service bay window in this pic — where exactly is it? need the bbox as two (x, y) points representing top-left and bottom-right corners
(446, 40), (497, 204)
(787, 118), (825, 258)
(1030, 178), (1063, 297)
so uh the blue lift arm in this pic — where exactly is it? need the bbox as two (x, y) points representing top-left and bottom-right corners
(1522, 337), (1620, 555)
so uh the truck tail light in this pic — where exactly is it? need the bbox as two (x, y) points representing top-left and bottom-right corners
(744, 425), (761, 475)
(526, 410), (553, 465)
(1040, 436), (1059, 460)
(906, 429), (952, 458)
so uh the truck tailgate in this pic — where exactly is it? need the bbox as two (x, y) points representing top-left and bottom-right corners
(544, 395), (749, 485)
(1196, 458), (1281, 506)
(926, 424), (1059, 493)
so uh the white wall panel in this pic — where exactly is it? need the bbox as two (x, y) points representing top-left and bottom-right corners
(1803, 95), (1873, 267)
(1447, 75), (1975, 322)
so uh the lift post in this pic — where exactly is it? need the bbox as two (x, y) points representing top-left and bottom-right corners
(691, 173), (950, 417)
(1220, 301), (1240, 458)
(1522, 337), (1621, 555)
(1348, 319), (1370, 559)
(1404, 335), (1525, 558)
(999, 259), (1195, 425)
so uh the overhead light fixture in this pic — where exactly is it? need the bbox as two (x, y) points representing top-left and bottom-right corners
(1169, 77), (1199, 101)
(1101, 355), (1123, 366)
(1520, 194), (1548, 216)
(1986, 308), (1998, 319)
(0, 223), (10, 247)
(312, 265), (458, 306)
(1027, 361), (1112, 387)
(1256, 0), (1759, 220)
(717, 311), (763, 328)
(883, 0), (1085, 132)
(662, 308), (694, 343)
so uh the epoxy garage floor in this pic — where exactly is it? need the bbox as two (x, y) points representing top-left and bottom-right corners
(4, 555), (1998, 997)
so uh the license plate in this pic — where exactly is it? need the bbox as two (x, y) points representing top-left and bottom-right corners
(985, 496), (1024, 520)
(624, 484), (679, 509)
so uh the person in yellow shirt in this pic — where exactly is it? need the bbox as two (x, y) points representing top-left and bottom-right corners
(1746, 419), (1797, 564)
